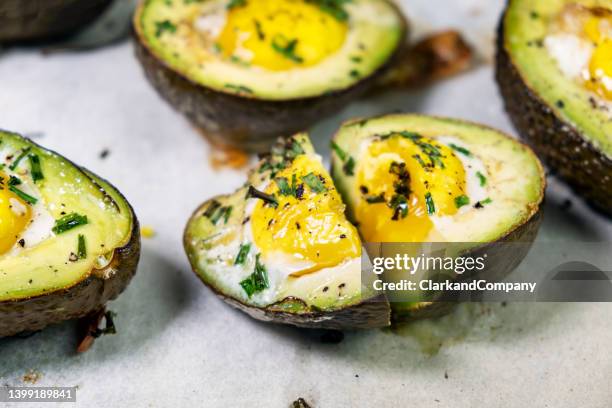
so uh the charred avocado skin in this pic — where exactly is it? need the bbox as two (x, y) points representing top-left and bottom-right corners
(133, 0), (407, 153)
(0, 0), (112, 42)
(184, 134), (391, 329)
(330, 114), (545, 322)
(0, 131), (140, 338)
(496, 0), (612, 215)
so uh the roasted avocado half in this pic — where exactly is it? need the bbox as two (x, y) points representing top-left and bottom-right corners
(0, 131), (140, 337)
(184, 134), (390, 329)
(496, 0), (612, 215)
(0, 0), (112, 42)
(330, 114), (545, 322)
(134, 0), (406, 152)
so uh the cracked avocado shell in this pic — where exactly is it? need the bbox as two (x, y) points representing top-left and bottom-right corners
(184, 134), (390, 329)
(134, 0), (407, 152)
(496, 0), (612, 215)
(330, 114), (545, 322)
(0, 0), (112, 42)
(0, 131), (140, 337)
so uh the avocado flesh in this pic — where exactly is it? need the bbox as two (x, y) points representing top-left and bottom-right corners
(496, 0), (612, 214)
(0, 131), (134, 303)
(330, 114), (545, 320)
(136, 0), (404, 100)
(0, 0), (112, 42)
(184, 134), (390, 329)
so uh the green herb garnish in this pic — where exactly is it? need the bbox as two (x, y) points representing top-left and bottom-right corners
(224, 84), (253, 94)
(227, 0), (246, 9)
(155, 20), (177, 37)
(77, 234), (87, 259)
(330, 141), (347, 161)
(454, 195), (470, 208)
(210, 205), (232, 225)
(389, 194), (409, 220)
(301, 173), (327, 193)
(29, 154), (43, 183)
(234, 243), (251, 265)
(365, 193), (385, 204)
(425, 192), (435, 215)
(343, 157), (355, 176)
(306, 0), (351, 22)
(449, 143), (471, 157)
(9, 185), (37, 205)
(240, 253), (269, 297)
(331, 141), (355, 176)
(274, 177), (294, 196)
(481, 198), (492, 205)
(52, 213), (88, 234)
(476, 171), (487, 187)
(9, 147), (31, 171)
(247, 186), (279, 207)
(271, 35), (303, 63)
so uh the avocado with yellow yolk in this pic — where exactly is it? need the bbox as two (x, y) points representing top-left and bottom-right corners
(331, 114), (545, 321)
(134, 0), (407, 152)
(0, 130), (140, 338)
(496, 0), (612, 215)
(184, 134), (390, 329)
(0, 0), (112, 42)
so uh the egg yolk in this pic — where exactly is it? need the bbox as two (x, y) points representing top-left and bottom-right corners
(584, 15), (612, 99)
(356, 134), (467, 243)
(216, 0), (348, 71)
(251, 155), (361, 276)
(0, 172), (32, 254)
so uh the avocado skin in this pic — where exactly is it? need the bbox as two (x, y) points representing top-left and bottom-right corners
(133, 11), (407, 153)
(495, 18), (612, 216)
(391, 208), (544, 323)
(0, 0), (112, 42)
(0, 175), (140, 338)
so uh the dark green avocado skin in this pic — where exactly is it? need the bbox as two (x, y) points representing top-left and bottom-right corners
(0, 176), (140, 338)
(495, 18), (612, 216)
(133, 21), (407, 153)
(0, 0), (112, 42)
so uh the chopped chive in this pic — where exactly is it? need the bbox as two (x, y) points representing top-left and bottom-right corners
(239, 253), (269, 297)
(234, 243), (251, 265)
(454, 195), (470, 208)
(365, 193), (386, 204)
(301, 173), (327, 193)
(203, 200), (221, 218)
(155, 20), (177, 37)
(77, 234), (87, 259)
(227, 0), (246, 9)
(307, 0), (350, 21)
(247, 186), (278, 207)
(481, 198), (493, 205)
(224, 84), (253, 94)
(476, 171), (487, 187)
(425, 192), (436, 215)
(330, 141), (347, 161)
(8, 175), (21, 186)
(343, 157), (355, 176)
(52, 213), (88, 234)
(28, 154), (43, 183)
(389, 194), (409, 220)
(9, 147), (31, 171)
(9, 185), (37, 205)
(449, 143), (471, 157)
(210, 206), (232, 225)
(271, 35), (303, 63)
(274, 177), (293, 196)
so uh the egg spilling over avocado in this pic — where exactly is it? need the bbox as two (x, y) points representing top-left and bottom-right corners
(134, 0), (407, 152)
(496, 0), (612, 215)
(0, 131), (140, 338)
(184, 134), (390, 329)
(331, 115), (545, 322)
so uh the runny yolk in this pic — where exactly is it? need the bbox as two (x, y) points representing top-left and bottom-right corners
(216, 0), (348, 71)
(0, 172), (32, 254)
(584, 15), (612, 100)
(251, 155), (361, 276)
(356, 134), (467, 243)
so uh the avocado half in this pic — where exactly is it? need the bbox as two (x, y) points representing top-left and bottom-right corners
(0, 131), (140, 337)
(133, 0), (407, 152)
(330, 114), (545, 322)
(185, 116), (545, 329)
(0, 0), (112, 42)
(496, 0), (612, 215)
(184, 134), (390, 329)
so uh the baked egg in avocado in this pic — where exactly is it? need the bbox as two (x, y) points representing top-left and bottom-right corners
(184, 134), (389, 329)
(330, 115), (545, 321)
(134, 0), (406, 151)
(0, 130), (140, 338)
(496, 0), (612, 215)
